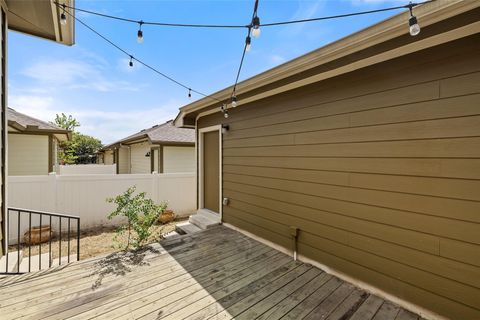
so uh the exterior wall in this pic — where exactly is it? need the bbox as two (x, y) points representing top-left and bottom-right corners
(103, 150), (114, 165)
(118, 147), (130, 174)
(8, 134), (48, 176)
(129, 141), (151, 174)
(197, 35), (480, 320)
(0, 1), (6, 256)
(163, 146), (195, 173)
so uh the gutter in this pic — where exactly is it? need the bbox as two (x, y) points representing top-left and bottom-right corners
(174, 0), (479, 127)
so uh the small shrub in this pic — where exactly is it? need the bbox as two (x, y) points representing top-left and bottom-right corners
(107, 186), (167, 250)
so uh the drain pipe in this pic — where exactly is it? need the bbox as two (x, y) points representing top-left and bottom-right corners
(290, 226), (298, 261)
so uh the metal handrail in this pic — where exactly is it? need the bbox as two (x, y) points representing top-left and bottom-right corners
(1, 208), (80, 274)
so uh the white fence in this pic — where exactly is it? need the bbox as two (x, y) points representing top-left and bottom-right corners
(58, 164), (116, 175)
(7, 173), (196, 234)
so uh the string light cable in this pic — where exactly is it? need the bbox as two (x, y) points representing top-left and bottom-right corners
(224, 0), (260, 118)
(54, 1), (434, 30)
(55, 2), (223, 104)
(54, 0), (433, 117)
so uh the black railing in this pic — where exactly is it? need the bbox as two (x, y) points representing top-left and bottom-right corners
(1, 208), (80, 275)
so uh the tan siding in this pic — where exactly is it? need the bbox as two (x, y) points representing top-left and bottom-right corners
(8, 134), (49, 175)
(163, 146), (195, 173)
(129, 141), (151, 174)
(104, 150), (114, 165)
(118, 147), (130, 174)
(198, 35), (480, 319)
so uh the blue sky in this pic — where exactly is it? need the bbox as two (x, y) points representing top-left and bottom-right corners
(9, 0), (406, 144)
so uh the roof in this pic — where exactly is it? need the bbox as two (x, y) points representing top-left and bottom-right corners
(102, 120), (195, 150)
(7, 0), (75, 46)
(7, 108), (71, 140)
(175, 0), (480, 127)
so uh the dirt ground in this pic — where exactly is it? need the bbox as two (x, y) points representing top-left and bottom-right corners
(9, 218), (186, 260)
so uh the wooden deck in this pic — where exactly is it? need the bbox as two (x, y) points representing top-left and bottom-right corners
(0, 226), (422, 320)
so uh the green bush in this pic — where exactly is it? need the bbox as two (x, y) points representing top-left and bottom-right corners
(107, 186), (167, 250)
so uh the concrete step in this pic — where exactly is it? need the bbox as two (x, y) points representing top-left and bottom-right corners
(19, 253), (52, 273)
(162, 231), (181, 240)
(189, 213), (220, 230)
(196, 208), (221, 222)
(176, 221), (202, 235)
(0, 251), (23, 273)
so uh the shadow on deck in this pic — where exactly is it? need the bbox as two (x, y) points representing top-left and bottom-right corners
(0, 225), (422, 319)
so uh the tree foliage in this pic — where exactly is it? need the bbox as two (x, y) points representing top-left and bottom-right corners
(52, 113), (80, 131)
(107, 186), (167, 250)
(51, 114), (103, 164)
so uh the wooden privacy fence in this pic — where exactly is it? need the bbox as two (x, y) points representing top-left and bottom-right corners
(7, 173), (196, 234)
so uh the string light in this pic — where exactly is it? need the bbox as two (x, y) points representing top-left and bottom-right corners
(54, 1), (434, 31)
(137, 21), (144, 43)
(245, 36), (251, 52)
(408, 2), (420, 36)
(55, 2), (223, 105)
(60, 3), (67, 25)
(251, 16), (261, 38)
(53, 0), (433, 121)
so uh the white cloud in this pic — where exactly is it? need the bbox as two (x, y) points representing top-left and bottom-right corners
(282, 1), (327, 36)
(9, 94), (181, 144)
(21, 58), (139, 92)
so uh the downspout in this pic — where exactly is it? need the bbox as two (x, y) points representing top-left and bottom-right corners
(290, 226), (299, 261)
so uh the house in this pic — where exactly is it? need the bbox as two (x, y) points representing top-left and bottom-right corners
(99, 120), (195, 174)
(0, 0), (74, 258)
(175, 2), (480, 320)
(7, 108), (71, 175)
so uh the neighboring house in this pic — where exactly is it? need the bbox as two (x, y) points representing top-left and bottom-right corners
(7, 108), (71, 176)
(0, 1), (74, 257)
(99, 120), (195, 174)
(175, 2), (480, 320)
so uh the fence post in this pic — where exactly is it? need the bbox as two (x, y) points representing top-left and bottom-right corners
(151, 171), (159, 204)
(48, 172), (57, 213)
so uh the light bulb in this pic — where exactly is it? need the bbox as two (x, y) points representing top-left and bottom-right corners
(409, 16), (420, 36)
(245, 36), (251, 52)
(137, 30), (144, 43)
(224, 110), (229, 118)
(231, 96), (237, 108)
(60, 12), (67, 25)
(252, 16), (260, 38)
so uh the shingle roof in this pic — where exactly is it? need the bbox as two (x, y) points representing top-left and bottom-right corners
(104, 120), (195, 149)
(7, 108), (69, 133)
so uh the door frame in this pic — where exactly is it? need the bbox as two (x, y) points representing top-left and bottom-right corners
(198, 125), (222, 219)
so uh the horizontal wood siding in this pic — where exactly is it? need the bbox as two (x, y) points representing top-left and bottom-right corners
(8, 134), (49, 175)
(198, 34), (480, 319)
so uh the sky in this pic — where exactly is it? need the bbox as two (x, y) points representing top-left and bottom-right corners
(9, 0), (407, 144)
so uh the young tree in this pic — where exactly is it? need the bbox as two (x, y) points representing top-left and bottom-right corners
(52, 113), (80, 131)
(51, 114), (103, 164)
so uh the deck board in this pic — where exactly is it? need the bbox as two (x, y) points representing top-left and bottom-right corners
(0, 226), (420, 320)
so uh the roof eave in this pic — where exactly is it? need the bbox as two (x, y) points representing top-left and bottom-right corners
(174, 0), (480, 127)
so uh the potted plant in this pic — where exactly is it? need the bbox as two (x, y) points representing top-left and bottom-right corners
(158, 209), (174, 224)
(24, 225), (53, 245)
